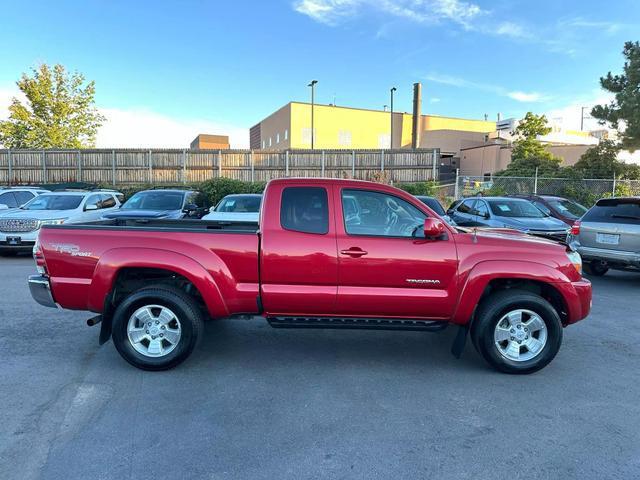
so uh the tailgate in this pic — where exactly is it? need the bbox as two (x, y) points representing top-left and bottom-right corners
(580, 221), (640, 252)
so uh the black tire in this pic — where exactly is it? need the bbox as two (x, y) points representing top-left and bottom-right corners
(584, 261), (609, 276)
(111, 285), (204, 371)
(470, 289), (563, 374)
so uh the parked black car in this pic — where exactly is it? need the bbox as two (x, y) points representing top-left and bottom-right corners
(509, 194), (588, 226)
(103, 189), (208, 220)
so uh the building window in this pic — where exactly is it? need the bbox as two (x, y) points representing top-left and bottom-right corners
(284, 129), (288, 140)
(378, 133), (391, 149)
(276, 133), (280, 144)
(338, 130), (352, 146)
(302, 128), (316, 145)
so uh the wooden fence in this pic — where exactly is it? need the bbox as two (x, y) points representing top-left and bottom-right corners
(0, 148), (440, 186)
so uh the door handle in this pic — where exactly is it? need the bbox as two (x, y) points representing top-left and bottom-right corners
(340, 248), (368, 257)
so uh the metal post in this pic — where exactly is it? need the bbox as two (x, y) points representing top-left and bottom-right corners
(381, 150), (385, 172)
(454, 168), (460, 200)
(218, 150), (222, 178)
(42, 150), (46, 183)
(390, 87), (396, 149)
(321, 150), (325, 176)
(534, 167), (539, 194)
(285, 150), (290, 176)
(250, 151), (255, 182)
(612, 173), (617, 197)
(182, 149), (187, 184)
(432, 148), (437, 181)
(148, 149), (153, 184)
(112, 150), (116, 186)
(352, 150), (356, 178)
(77, 151), (82, 182)
(7, 149), (12, 185)
(308, 80), (318, 149)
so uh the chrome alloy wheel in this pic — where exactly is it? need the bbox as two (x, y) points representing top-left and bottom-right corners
(494, 309), (547, 362)
(127, 305), (182, 358)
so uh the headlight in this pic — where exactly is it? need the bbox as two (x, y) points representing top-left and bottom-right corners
(566, 250), (582, 275)
(39, 219), (66, 226)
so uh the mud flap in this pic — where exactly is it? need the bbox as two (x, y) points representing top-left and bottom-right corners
(99, 315), (112, 345)
(450, 325), (468, 359)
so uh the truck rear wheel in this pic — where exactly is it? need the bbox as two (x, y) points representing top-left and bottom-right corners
(111, 286), (204, 371)
(470, 290), (563, 374)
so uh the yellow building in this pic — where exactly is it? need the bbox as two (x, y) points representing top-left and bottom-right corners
(249, 102), (496, 150)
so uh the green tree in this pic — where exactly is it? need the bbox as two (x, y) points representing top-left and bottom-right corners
(498, 112), (562, 176)
(567, 139), (640, 179)
(0, 64), (105, 148)
(591, 41), (640, 152)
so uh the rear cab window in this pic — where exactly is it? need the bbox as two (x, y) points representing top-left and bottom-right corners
(583, 199), (640, 224)
(280, 187), (329, 234)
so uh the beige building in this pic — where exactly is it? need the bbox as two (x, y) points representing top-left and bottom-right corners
(460, 143), (592, 177)
(190, 134), (230, 150)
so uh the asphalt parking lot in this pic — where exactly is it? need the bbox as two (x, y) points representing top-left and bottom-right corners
(0, 256), (639, 480)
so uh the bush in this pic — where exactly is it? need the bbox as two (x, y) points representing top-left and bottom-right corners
(197, 177), (266, 206)
(396, 181), (439, 196)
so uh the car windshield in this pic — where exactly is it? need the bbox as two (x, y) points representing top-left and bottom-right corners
(547, 199), (588, 219)
(488, 199), (547, 218)
(582, 199), (640, 224)
(418, 197), (446, 216)
(215, 196), (261, 213)
(122, 191), (184, 210)
(21, 195), (83, 211)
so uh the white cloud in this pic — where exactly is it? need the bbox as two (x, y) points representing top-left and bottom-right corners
(425, 73), (549, 103)
(0, 86), (249, 148)
(494, 21), (531, 39)
(559, 17), (624, 35)
(293, 0), (486, 29)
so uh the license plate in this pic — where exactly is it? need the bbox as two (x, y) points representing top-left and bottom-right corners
(596, 233), (619, 245)
(6, 236), (22, 245)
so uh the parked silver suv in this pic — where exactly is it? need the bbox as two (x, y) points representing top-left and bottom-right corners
(567, 197), (640, 276)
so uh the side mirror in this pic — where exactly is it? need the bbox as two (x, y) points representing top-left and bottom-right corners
(183, 203), (198, 214)
(85, 204), (98, 211)
(423, 218), (445, 238)
(483, 212), (490, 219)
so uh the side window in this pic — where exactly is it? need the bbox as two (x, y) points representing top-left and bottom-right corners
(186, 192), (205, 208)
(457, 199), (476, 214)
(0, 192), (18, 208)
(14, 191), (35, 206)
(85, 194), (102, 210)
(280, 187), (329, 235)
(475, 200), (489, 217)
(100, 194), (116, 209)
(342, 189), (426, 238)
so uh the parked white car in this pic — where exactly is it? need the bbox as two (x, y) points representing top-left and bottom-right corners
(202, 194), (262, 222)
(0, 187), (50, 215)
(0, 190), (122, 255)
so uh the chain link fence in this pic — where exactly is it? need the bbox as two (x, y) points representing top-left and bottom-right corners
(449, 173), (640, 207)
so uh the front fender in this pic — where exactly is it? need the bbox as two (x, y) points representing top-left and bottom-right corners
(452, 260), (571, 325)
(87, 247), (228, 318)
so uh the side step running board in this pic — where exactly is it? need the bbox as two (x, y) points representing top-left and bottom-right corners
(267, 316), (448, 332)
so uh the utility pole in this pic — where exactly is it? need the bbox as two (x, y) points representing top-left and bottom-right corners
(390, 87), (397, 149)
(308, 80), (318, 149)
(581, 106), (588, 131)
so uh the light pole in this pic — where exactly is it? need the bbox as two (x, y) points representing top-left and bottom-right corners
(390, 87), (396, 149)
(308, 80), (318, 149)
(581, 106), (588, 131)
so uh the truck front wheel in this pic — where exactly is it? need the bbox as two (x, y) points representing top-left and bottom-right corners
(111, 286), (204, 371)
(471, 290), (563, 374)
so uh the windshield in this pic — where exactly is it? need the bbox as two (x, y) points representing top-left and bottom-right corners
(582, 200), (640, 224)
(418, 197), (446, 216)
(122, 191), (184, 210)
(488, 199), (547, 218)
(215, 196), (261, 213)
(22, 195), (83, 211)
(548, 199), (588, 219)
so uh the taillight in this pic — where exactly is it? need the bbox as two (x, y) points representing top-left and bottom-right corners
(33, 236), (47, 275)
(570, 221), (580, 236)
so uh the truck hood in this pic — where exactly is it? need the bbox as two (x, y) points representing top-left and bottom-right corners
(103, 209), (182, 219)
(0, 209), (73, 221)
(459, 226), (562, 246)
(499, 216), (568, 231)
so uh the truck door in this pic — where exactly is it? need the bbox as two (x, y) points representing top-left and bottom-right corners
(259, 183), (338, 315)
(334, 187), (458, 320)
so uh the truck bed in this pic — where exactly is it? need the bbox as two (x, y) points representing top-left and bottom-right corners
(52, 217), (259, 233)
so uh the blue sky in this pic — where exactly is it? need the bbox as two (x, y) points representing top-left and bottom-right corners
(0, 0), (638, 147)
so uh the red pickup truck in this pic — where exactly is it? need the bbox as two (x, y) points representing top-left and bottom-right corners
(29, 178), (591, 374)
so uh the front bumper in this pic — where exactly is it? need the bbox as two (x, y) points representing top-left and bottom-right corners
(557, 278), (592, 325)
(28, 274), (58, 308)
(0, 230), (38, 251)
